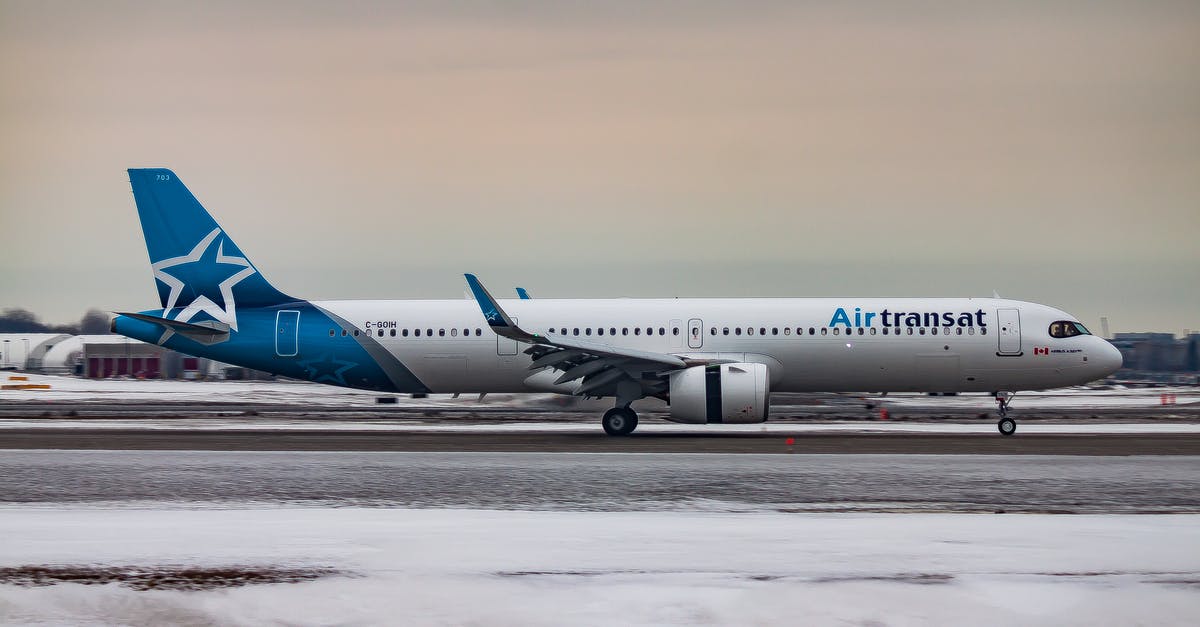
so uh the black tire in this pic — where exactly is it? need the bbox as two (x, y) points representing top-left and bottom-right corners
(602, 407), (638, 436)
(997, 417), (1016, 436)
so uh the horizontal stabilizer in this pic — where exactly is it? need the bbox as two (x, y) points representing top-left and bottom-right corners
(115, 312), (231, 345)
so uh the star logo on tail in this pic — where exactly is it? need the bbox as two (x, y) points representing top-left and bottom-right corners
(152, 228), (256, 332)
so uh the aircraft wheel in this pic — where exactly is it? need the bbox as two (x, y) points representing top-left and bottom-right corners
(602, 407), (638, 436)
(997, 417), (1017, 436)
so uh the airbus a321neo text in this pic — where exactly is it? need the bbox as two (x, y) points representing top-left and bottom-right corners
(112, 169), (1123, 436)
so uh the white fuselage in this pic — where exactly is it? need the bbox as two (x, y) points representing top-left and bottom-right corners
(312, 297), (1121, 394)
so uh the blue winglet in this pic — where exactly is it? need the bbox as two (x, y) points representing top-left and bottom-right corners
(516, 287), (531, 300)
(464, 274), (514, 329)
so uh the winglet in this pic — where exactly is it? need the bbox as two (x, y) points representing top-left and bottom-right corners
(516, 287), (531, 300)
(465, 274), (516, 329)
(465, 274), (543, 346)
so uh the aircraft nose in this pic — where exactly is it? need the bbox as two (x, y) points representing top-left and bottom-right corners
(1096, 340), (1123, 376)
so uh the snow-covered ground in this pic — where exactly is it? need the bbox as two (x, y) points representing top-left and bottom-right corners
(2, 373), (1196, 410)
(3, 417), (1200, 434)
(1, 507), (1197, 626)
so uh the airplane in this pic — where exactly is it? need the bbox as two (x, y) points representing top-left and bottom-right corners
(111, 169), (1123, 436)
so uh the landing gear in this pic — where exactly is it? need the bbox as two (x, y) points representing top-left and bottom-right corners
(995, 392), (1016, 436)
(602, 407), (638, 436)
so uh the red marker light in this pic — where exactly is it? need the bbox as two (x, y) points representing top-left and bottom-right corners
(785, 437), (795, 446)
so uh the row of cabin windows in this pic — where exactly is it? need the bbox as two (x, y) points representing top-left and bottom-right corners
(547, 327), (672, 337)
(330, 328), (485, 338)
(711, 326), (986, 337)
(330, 325), (987, 340)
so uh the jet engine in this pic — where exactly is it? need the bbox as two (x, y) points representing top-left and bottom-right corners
(667, 363), (770, 424)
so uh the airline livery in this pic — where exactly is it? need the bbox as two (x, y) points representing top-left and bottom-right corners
(112, 169), (1123, 436)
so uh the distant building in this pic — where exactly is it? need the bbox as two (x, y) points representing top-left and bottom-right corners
(1111, 332), (1197, 373)
(0, 333), (72, 371)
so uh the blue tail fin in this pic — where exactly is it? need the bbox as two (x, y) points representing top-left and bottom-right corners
(128, 168), (295, 324)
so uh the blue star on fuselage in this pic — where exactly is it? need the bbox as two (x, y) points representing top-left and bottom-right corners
(298, 353), (358, 386)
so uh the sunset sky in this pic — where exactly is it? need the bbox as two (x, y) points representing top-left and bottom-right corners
(1, 1), (1197, 333)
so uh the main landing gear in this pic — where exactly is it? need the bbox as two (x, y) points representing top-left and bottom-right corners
(602, 406), (638, 436)
(995, 392), (1016, 436)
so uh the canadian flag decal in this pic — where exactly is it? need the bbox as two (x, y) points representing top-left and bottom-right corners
(1034, 347), (1049, 356)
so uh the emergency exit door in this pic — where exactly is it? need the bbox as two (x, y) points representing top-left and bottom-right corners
(496, 317), (518, 355)
(688, 319), (704, 349)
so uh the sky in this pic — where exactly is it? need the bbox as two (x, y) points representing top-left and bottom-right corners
(1, 1), (1197, 334)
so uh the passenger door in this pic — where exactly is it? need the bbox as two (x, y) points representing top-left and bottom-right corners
(996, 308), (1022, 356)
(275, 310), (300, 357)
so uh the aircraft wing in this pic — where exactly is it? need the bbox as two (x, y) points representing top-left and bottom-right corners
(464, 274), (698, 397)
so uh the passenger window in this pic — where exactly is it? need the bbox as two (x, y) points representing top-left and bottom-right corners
(919, 328), (926, 335)
(735, 328), (742, 336)
(586, 328), (592, 336)
(968, 327), (975, 335)
(748, 327), (755, 336)
(390, 329), (397, 337)
(402, 329), (409, 337)
(722, 327), (729, 336)
(857, 328), (864, 335)
(980, 328), (987, 336)
(907, 328), (914, 335)
(427, 329), (433, 337)
(659, 327), (665, 335)
(341, 330), (347, 337)
(597, 328), (604, 336)
(611, 327), (617, 336)
(476, 328), (482, 336)
(451, 328), (458, 337)
(623, 328), (629, 336)
(784, 328), (791, 335)
(415, 329), (421, 337)
(808, 328), (815, 335)
(710, 327), (717, 336)
(378, 329), (384, 337)
(463, 328), (469, 337)
(869, 328), (877, 335)
(956, 328), (962, 335)
(634, 328), (641, 336)
(672, 327), (680, 336)
(759, 327), (766, 336)
(820, 328), (827, 336)
(772, 327), (778, 335)
(354, 330), (360, 336)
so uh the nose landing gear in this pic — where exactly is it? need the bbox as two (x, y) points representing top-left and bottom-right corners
(995, 392), (1016, 436)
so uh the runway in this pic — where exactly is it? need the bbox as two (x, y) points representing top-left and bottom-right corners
(3, 450), (1198, 513)
(4, 378), (1200, 624)
(2, 424), (1200, 454)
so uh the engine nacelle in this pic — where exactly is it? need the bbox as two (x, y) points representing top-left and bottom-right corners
(668, 363), (770, 424)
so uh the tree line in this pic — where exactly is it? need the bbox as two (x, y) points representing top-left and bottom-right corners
(0, 308), (112, 335)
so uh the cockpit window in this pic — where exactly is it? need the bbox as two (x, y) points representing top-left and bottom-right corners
(1049, 321), (1091, 338)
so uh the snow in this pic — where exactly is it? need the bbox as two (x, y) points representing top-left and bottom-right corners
(0, 507), (1197, 626)
(2, 373), (1196, 409)
(2, 418), (1200, 434)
